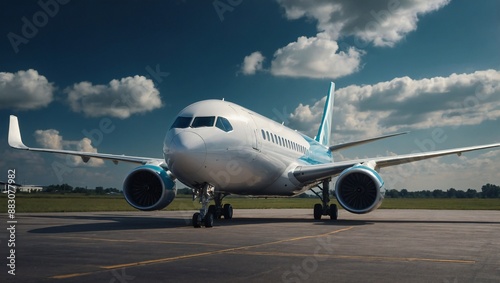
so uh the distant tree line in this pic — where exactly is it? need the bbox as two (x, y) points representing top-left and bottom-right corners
(384, 183), (500, 199)
(29, 183), (500, 198)
(42, 184), (121, 195)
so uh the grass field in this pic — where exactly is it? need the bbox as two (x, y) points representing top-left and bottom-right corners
(1, 194), (499, 213)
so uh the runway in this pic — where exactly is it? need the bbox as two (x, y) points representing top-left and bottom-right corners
(2, 209), (500, 282)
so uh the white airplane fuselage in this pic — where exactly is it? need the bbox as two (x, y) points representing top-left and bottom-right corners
(163, 99), (332, 196)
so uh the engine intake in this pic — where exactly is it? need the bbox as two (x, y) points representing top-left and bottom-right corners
(123, 165), (176, 211)
(335, 165), (385, 214)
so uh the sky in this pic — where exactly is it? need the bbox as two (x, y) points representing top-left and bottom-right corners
(0, 0), (499, 191)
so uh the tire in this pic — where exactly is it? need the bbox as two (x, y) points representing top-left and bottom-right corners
(192, 212), (201, 228)
(314, 203), (322, 220)
(208, 205), (216, 215)
(204, 212), (214, 228)
(329, 204), (338, 220)
(223, 204), (233, 219)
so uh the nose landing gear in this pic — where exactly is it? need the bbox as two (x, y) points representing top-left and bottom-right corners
(192, 184), (232, 228)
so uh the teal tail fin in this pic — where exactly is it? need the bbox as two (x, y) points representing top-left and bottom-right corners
(315, 82), (335, 146)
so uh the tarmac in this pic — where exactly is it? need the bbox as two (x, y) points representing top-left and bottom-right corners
(2, 209), (500, 282)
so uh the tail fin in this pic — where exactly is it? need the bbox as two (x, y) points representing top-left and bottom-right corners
(315, 82), (335, 146)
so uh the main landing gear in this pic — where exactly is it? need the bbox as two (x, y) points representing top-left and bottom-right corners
(192, 183), (233, 228)
(310, 178), (338, 220)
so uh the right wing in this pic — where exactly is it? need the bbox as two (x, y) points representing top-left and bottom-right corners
(293, 142), (500, 184)
(8, 115), (164, 166)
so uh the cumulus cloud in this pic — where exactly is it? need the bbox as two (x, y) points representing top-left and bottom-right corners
(34, 129), (104, 167)
(270, 34), (363, 79)
(276, 0), (451, 47)
(243, 0), (450, 79)
(0, 69), (54, 110)
(289, 96), (326, 131)
(241, 51), (265, 75)
(289, 70), (500, 139)
(66, 75), (162, 118)
(34, 129), (63, 150)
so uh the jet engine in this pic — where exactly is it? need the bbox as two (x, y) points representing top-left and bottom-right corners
(334, 164), (385, 214)
(123, 165), (176, 211)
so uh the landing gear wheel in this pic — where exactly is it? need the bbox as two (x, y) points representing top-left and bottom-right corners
(204, 212), (214, 228)
(223, 204), (233, 219)
(192, 212), (201, 228)
(329, 204), (338, 220)
(208, 205), (222, 219)
(313, 203), (322, 220)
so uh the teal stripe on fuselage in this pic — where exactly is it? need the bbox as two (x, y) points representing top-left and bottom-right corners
(299, 134), (332, 165)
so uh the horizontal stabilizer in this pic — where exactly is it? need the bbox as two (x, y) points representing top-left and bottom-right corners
(329, 132), (409, 152)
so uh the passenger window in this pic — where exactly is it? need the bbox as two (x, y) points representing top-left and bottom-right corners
(215, 117), (233, 132)
(170, 116), (192, 129)
(192, 116), (215, 128)
(261, 129), (266, 140)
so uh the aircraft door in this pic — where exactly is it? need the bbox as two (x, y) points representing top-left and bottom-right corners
(248, 114), (261, 151)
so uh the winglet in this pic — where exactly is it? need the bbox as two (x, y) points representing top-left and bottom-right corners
(8, 115), (28, 149)
(315, 82), (335, 146)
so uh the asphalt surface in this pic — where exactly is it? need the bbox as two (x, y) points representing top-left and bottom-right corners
(1, 209), (500, 282)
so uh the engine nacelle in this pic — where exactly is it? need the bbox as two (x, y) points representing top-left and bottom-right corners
(335, 165), (385, 214)
(123, 165), (176, 211)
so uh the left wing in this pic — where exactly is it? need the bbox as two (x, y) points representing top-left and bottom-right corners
(8, 115), (164, 166)
(328, 132), (409, 152)
(293, 142), (500, 184)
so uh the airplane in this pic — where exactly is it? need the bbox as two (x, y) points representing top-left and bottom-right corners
(8, 82), (500, 228)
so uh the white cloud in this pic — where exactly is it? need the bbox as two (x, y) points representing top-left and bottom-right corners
(66, 75), (163, 118)
(34, 129), (63, 150)
(34, 129), (104, 167)
(241, 51), (265, 75)
(289, 96), (326, 132)
(289, 70), (500, 140)
(270, 34), (364, 79)
(0, 69), (54, 110)
(244, 0), (450, 79)
(276, 0), (451, 47)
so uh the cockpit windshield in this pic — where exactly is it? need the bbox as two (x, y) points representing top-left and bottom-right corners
(215, 117), (233, 132)
(191, 116), (216, 128)
(170, 116), (192, 129)
(170, 116), (233, 132)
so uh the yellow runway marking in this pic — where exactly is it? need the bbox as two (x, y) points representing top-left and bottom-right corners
(51, 272), (94, 279)
(229, 251), (476, 264)
(101, 226), (355, 270)
(50, 226), (353, 279)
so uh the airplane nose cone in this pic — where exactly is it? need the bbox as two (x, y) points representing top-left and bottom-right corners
(167, 131), (206, 175)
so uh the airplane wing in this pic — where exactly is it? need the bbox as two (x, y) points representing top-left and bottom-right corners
(293, 142), (500, 184)
(328, 132), (409, 152)
(8, 115), (164, 166)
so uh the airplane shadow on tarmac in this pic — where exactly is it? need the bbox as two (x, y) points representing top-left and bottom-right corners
(26, 213), (500, 234)
(26, 214), (364, 234)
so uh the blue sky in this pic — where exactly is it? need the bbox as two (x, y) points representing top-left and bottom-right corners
(1, 0), (499, 191)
